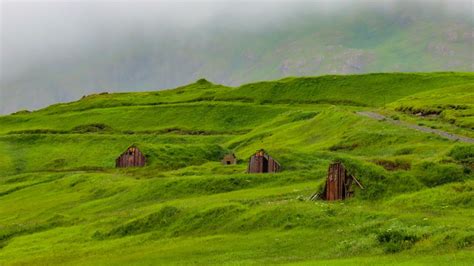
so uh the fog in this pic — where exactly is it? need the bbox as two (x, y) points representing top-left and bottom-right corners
(1, 1), (320, 80)
(0, 0), (472, 114)
(2, 0), (471, 81)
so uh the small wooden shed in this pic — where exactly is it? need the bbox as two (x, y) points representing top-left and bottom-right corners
(222, 153), (237, 165)
(115, 145), (146, 168)
(319, 162), (363, 201)
(247, 149), (281, 173)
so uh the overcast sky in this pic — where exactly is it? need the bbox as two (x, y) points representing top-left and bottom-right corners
(1, 0), (472, 83)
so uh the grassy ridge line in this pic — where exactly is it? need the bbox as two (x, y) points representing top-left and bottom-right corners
(202, 72), (474, 106)
(0, 104), (470, 198)
(0, 102), (289, 134)
(29, 79), (231, 115)
(0, 134), (231, 175)
(381, 83), (474, 137)
(6, 72), (474, 116)
(357, 111), (474, 143)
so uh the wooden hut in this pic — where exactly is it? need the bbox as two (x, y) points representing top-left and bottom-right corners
(115, 146), (146, 168)
(314, 162), (363, 201)
(222, 153), (237, 165)
(247, 149), (281, 173)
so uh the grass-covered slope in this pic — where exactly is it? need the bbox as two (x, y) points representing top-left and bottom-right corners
(0, 73), (473, 265)
(384, 83), (474, 137)
(214, 73), (474, 107)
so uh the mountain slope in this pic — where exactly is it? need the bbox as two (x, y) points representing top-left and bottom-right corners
(0, 73), (473, 265)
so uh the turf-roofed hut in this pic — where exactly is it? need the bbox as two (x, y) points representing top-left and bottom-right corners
(317, 162), (363, 201)
(222, 153), (237, 165)
(247, 149), (281, 173)
(116, 145), (146, 168)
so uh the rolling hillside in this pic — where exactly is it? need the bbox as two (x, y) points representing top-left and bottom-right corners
(2, 1), (473, 114)
(0, 73), (473, 265)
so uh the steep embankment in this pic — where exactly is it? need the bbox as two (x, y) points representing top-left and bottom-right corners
(0, 73), (473, 265)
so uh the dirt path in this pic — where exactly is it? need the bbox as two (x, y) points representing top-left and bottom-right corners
(357, 111), (474, 143)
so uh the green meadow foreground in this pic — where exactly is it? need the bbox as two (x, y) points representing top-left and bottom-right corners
(0, 73), (473, 265)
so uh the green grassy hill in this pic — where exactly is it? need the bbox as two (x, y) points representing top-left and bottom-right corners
(0, 73), (473, 265)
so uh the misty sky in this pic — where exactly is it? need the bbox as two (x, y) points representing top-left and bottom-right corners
(2, 0), (471, 81)
(0, 0), (473, 113)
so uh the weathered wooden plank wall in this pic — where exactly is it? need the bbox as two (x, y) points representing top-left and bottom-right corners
(116, 146), (146, 168)
(247, 149), (281, 173)
(326, 162), (346, 200)
(324, 162), (363, 201)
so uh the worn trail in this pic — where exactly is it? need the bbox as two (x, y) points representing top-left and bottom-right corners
(357, 111), (474, 143)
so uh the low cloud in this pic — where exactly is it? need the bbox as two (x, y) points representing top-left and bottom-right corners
(0, 0), (472, 113)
